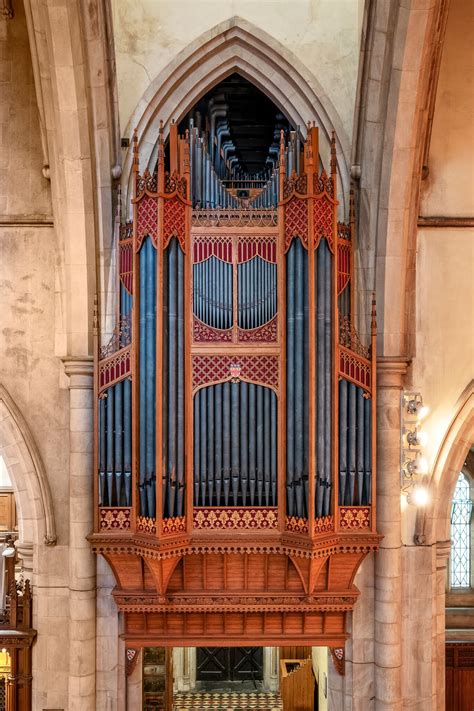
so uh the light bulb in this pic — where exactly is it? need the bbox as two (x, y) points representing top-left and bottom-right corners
(410, 485), (429, 507)
(417, 405), (430, 421)
(417, 456), (429, 474)
(417, 430), (428, 447)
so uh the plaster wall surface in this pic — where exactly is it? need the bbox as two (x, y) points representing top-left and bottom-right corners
(413, 229), (474, 476)
(413, 0), (474, 479)
(0, 3), (50, 218)
(420, 0), (474, 217)
(112, 0), (364, 141)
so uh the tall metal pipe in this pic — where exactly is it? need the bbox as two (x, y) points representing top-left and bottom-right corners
(124, 378), (132, 506)
(339, 379), (348, 504)
(114, 380), (123, 505)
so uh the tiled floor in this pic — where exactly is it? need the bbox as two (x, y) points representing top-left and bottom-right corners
(173, 691), (283, 710)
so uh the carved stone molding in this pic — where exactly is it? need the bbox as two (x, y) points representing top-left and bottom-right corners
(376, 356), (410, 389)
(62, 356), (94, 388)
(0, 384), (57, 546)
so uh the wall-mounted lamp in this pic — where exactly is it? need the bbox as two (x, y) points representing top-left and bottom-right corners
(401, 392), (430, 506)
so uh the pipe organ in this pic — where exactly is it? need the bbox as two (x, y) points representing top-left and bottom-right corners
(91, 119), (380, 649)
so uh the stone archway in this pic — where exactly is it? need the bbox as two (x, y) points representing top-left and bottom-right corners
(0, 384), (56, 555)
(121, 16), (351, 210)
(414, 381), (474, 548)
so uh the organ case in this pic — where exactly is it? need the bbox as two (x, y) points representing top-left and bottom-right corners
(91, 120), (380, 648)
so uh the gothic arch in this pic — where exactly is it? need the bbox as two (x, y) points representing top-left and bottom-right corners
(0, 385), (57, 547)
(121, 16), (350, 209)
(415, 381), (474, 546)
(432, 382), (474, 545)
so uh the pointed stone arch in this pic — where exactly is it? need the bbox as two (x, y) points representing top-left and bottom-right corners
(432, 382), (474, 546)
(121, 16), (350, 210)
(0, 385), (57, 547)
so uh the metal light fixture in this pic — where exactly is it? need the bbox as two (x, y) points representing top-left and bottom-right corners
(401, 392), (430, 506)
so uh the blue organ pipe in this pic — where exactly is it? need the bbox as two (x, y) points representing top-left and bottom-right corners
(316, 243), (325, 517)
(176, 243), (185, 516)
(256, 385), (264, 506)
(271, 394), (277, 505)
(194, 395), (200, 504)
(249, 384), (256, 506)
(207, 386), (214, 504)
(199, 386), (207, 505)
(364, 397), (371, 504)
(193, 258), (232, 330)
(206, 152), (211, 206)
(303, 252), (309, 512)
(214, 383), (223, 505)
(120, 286), (132, 320)
(286, 242), (295, 516)
(193, 382), (278, 507)
(316, 241), (333, 517)
(323, 241), (332, 516)
(338, 379), (348, 504)
(167, 239), (178, 517)
(240, 382), (249, 505)
(264, 387), (271, 505)
(357, 387), (364, 504)
(99, 397), (106, 504)
(139, 244), (147, 514)
(123, 378), (132, 506)
(348, 383), (357, 505)
(162, 253), (170, 513)
(114, 380), (123, 505)
(231, 383), (240, 505)
(196, 139), (202, 206)
(145, 238), (156, 518)
(294, 242), (305, 517)
(222, 382), (231, 505)
(106, 387), (114, 506)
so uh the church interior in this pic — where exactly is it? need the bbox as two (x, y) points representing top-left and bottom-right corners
(0, 0), (472, 709)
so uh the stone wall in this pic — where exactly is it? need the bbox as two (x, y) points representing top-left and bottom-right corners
(112, 0), (364, 146)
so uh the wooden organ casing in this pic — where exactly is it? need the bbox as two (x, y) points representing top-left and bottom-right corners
(91, 121), (380, 648)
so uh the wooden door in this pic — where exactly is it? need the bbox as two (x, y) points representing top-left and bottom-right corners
(196, 647), (263, 683)
(445, 642), (474, 711)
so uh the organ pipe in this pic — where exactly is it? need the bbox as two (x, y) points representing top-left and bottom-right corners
(96, 119), (375, 548)
(194, 383), (278, 507)
(98, 378), (133, 507)
(338, 380), (372, 505)
(315, 239), (333, 517)
(286, 238), (309, 518)
(162, 238), (185, 518)
(139, 236), (156, 518)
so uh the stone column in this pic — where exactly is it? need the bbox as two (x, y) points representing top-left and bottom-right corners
(263, 648), (279, 692)
(127, 649), (143, 708)
(63, 357), (96, 711)
(96, 556), (120, 710)
(434, 541), (450, 709)
(374, 357), (408, 710)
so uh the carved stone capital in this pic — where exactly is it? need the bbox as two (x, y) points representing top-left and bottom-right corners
(14, 541), (34, 575)
(377, 356), (410, 389)
(62, 356), (94, 389)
